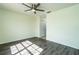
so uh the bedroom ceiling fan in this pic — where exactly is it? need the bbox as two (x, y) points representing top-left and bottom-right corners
(22, 3), (51, 14)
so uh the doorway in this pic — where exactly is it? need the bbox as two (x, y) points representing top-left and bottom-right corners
(40, 15), (46, 39)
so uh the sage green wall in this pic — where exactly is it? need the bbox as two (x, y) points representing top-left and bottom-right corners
(0, 9), (36, 44)
(47, 4), (79, 49)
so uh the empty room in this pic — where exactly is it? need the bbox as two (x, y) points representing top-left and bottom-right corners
(0, 3), (79, 55)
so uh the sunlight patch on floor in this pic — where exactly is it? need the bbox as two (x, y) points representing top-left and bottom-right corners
(10, 40), (43, 55)
(20, 49), (31, 55)
(16, 43), (24, 51)
(10, 45), (18, 54)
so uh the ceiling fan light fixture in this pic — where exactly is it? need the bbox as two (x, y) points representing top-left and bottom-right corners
(31, 9), (35, 12)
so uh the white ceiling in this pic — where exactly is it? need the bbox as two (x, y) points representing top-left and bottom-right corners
(0, 3), (78, 16)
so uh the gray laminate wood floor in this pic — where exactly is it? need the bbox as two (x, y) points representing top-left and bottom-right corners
(0, 37), (79, 55)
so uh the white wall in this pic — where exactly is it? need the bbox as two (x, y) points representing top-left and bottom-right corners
(0, 9), (36, 44)
(47, 4), (79, 49)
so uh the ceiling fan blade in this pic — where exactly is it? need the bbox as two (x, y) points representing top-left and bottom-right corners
(22, 3), (32, 8)
(32, 4), (33, 7)
(31, 4), (35, 9)
(34, 4), (36, 9)
(24, 9), (32, 12)
(35, 3), (40, 8)
(47, 11), (51, 13)
(35, 9), (45, 12)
